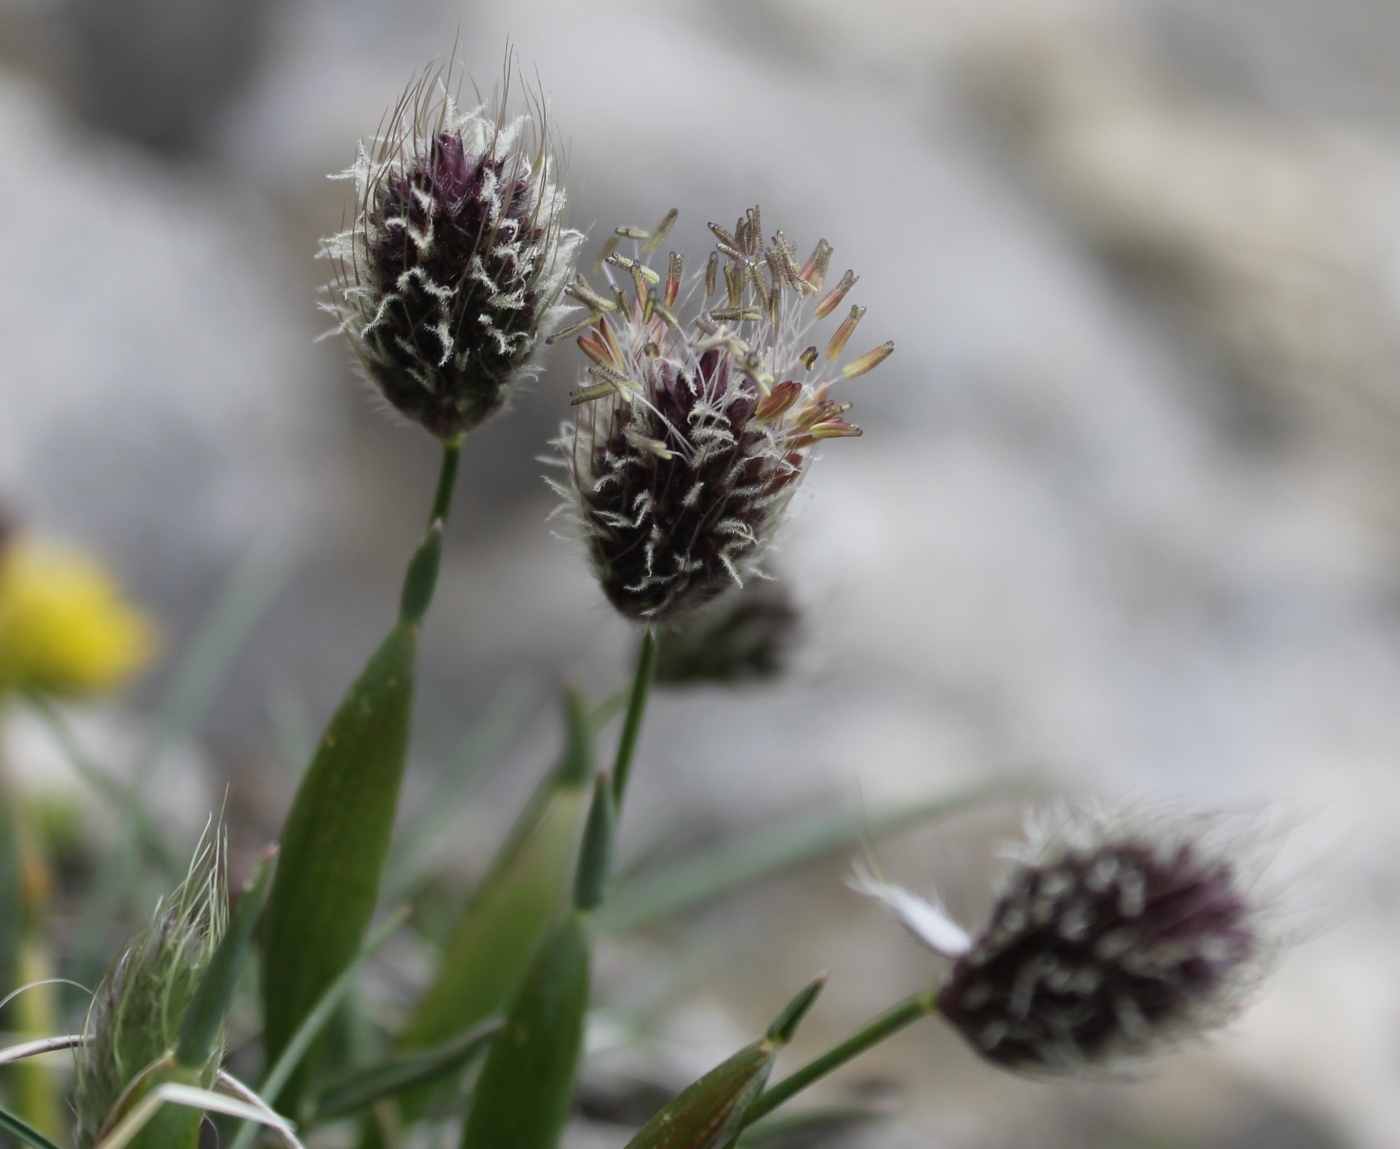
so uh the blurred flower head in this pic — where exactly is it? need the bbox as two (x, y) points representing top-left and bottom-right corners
(0, 536), (157, 696)
(553, 207), (890, 621)
(855, 803), (1272, 1075)
(73, 833), (226, 1147)
(321, 63), (582, 440)
(654, 580), (802, 686)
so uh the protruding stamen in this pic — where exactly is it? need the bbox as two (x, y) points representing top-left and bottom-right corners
(606, 252), (661, 285)
(547, 312), (603, 344)
(710, 306), (764, 322)
(577, 332), (613, 367)
(566, 279), (617, 313)
(705, 250), (720, 296)
(843, 341), (894, 378)
(709, 221), (740, 250)
(811, 418), (862, 439)
(814, 270), (857, 320)
(642, 209), (678, 258)
(800, 240), (833, 293)
(755, 380), (802, 422)
(625, 428), (674, 459)
(652, 300), (680, 331)
(597, 315), (626, 365)
(593, 236), (619, 274)
(799, 345), (818, 370)
(615, 226), (649, 239)
(746, 206), (762, 254)
(665, 252), (683, 307)
(570, 380), (615, 405)
(825, 305), (866, 360)
(724, 263), (744, 307)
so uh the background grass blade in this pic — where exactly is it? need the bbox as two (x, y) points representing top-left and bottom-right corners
(0, 1103), (65, 1149)
(393, 690), (596, 1121)
(597, 779), (1020, 932)
(310, 1018), (501, 1121)
(139, 538), (291, 787)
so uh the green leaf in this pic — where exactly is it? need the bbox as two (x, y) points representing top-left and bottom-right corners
(598, 780), (1019, 931)
(624, 1044), (773, 1149)
(573, 773), (616, 912)
(459, 910), (591, 1149)
(310, 1017), (502, 1121)
(0, 1103), (66, 1149)
(622, 978), (823, 1149)
(176, 851), (276, 1069)
(230, 910), (407, 1149)
(0, 799), (20, 999)
(399, 689), (597, 1054)
(261, 624), (417, 1108)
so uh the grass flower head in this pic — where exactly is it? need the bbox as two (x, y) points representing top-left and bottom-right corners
(321, 63), (582, 440)
(554, 207), (891, 621)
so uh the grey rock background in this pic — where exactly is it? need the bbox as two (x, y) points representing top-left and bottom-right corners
(2, 0), (1400, 1145)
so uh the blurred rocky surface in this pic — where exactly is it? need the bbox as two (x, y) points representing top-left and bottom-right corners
(3, 0), (1400, 1145)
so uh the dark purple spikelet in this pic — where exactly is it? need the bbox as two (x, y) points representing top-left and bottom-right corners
(938, 823), (1261, 1073)
(654, 579), (802, 685)
(555, 208), (891, 621)
(322, 70), (580, 440)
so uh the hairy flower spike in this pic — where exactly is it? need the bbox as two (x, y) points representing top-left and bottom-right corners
(856, 805), (1271, 1076)
(320, 64), (582, 440)
(73, 834), (227, 1147)
(553, 207), (891, 621)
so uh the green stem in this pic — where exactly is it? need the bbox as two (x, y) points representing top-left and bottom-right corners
(742, 990), (938, 1126)
(398, 439), (462, 627)
(429, 437), (462, 526)
(611, 629), (658, 810)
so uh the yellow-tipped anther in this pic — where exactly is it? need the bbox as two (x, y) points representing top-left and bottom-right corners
(813, 270), (857, 320)
(843, 341), (894, 379)
(825, 305), (866, 360)
(642, 209), (678, 258)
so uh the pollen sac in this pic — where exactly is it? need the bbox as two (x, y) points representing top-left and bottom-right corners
(939, 835), (1259, 1074)
(322, 72), (581, 440)
(556, 208), (886, 622)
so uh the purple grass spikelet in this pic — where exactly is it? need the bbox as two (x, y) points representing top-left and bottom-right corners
(551, 207), (890, 622)
(320, 63), (582, 440)
(853, 804), (1273, 1075)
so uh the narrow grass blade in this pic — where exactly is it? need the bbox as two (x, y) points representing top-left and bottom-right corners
(140, 539), (291, 786)
(623, 979), (822, 1149)
(98, 1083), (303, 1149)
(261, 625), (417, 1107)
(399, 689), (596, 1057)
(459, 910), (591, 1149)
(0, 1104), (64, 1149)
(598, 780), (1019, 931)
(310, 1018), (501, 1120)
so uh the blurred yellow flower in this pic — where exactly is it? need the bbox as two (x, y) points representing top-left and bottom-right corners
(0, 538), (157, 696)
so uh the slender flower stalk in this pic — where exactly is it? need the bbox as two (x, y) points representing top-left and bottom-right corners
(553, 207), (891, 621)
(742, 989), (938, 1127)
(610, 628), (658, 810)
